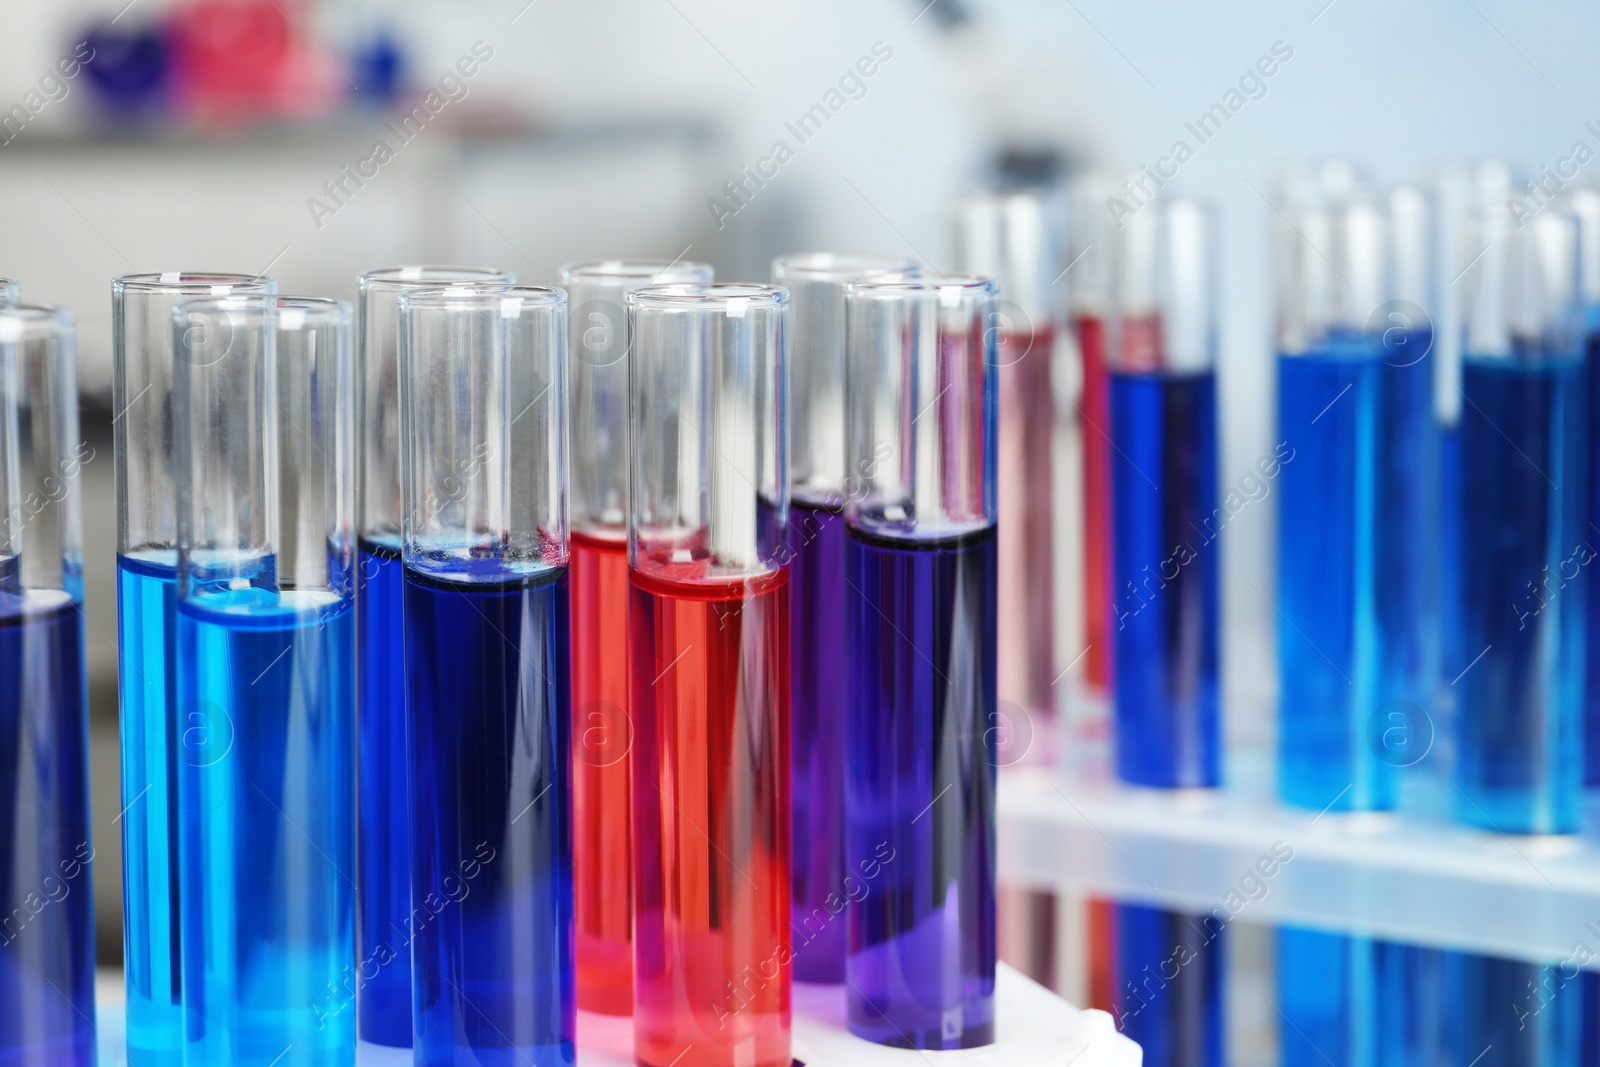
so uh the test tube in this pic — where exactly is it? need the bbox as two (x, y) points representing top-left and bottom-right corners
(1278, 927), (1447, 1067)
(1455, 203), (1587, 835)
(1274, 187), (1437, 813)
(769, 252), (915, 986)
(628, 283), (791, 1067)
(399, 285), (572, 1065)
(1068, 177), (1118, 716)
(0, 304), (95, 1067)
(561, 258), (713, 1017)
(354, 264), (511, 1047)
(1107, 198), (1220, 789)
(1573, 188), (1600, 788)
(844, 276), (998, 1049)
(112, 270), (274, 1067)
(0, 280), (18, 304)
(952, 189), (1061, 755)
(1452, 950), (1580, 1067)
(1113, 904), (1223, 1067)
(1433, 162), (1516, 722)
(171, 295), (356, 1064)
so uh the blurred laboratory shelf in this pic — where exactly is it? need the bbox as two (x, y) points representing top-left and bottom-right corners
(0, 116), (723, 402)
(998, 762), (1600, 970)
(91, 965), (1140, 1067)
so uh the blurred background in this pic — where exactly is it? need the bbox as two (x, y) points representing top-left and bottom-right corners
(5, 0), (1600, 1063)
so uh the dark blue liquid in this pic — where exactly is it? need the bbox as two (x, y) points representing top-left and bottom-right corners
(176, 582), (356, 1066)
(0, 591), (96, 1067)
(403, 560), (574, 1067)
(1276, 332), (1436, 811)
(788, 499), (849, 983)
(117, 550), (183, 1066)
(1457, 355), (1588, 834)
(1587, 325), (1600, 787)
(1278, 928), (1445, 1067)
(1109, 368), (1220, 788)
(1112, 904), (1222, 1067)
(1451, 951), (1580, 1067)
(356, 534), (411, 1045)
(845, 525), (996, 1050)
(1583, 971), (1599, 1067)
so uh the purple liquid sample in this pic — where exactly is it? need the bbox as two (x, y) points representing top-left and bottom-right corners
(845, 525), (997, 1050)
(788, 499), (849, 983)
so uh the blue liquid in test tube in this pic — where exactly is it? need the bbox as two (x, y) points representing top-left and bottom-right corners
(354, 266), (510, 1046)
(1113, 904), (1223, 1067)
(1110, 364), (1219, 787)
(1453, 207), (1588, 835)
(1452, 951), (1580, 1067)
(113, 272), (274, 1065)
(1279, 927), (1447, 1067)
(170, 296), (357, 1065)
(177, 580), (355, 1064)
(0, 304), (96, 1067)
(1274, 187), (1437, 812)
(1106, 198), (1221, 789)
(399, 285), (574, 1066)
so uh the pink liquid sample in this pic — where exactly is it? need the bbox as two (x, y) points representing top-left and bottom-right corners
(997, 325), (1058, 754)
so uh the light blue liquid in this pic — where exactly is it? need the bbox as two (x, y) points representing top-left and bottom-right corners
(176, 581), (356, 1066)
(1275, 331), (1435, 813)
(1277, 928), (1446, 1067)
(117, 550), (182, 1066)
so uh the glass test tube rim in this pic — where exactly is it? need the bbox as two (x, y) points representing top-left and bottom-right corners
(399, 283), (566, 311)
(0, 302), (74, 338)
(114, 271), (275, 296)
(359, 265), (513, 293)
(771, 251), (921, 281)
(628, 281), (788, 311)
(560, 258), (715, 284)
(272, 294), (352, 329)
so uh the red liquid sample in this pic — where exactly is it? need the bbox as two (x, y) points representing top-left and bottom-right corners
(1075, 313), (1113, 696)
(569, 529), (634, 1015)
(996, 326), (1058, 748)
(630, 565), (792, 1067)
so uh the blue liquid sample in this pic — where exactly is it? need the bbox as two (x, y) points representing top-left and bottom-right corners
(1278, 928), (1445, 1067)
(355, 534), (411, 1045)
(1583, 971), (1599, 1067)
(845, 525), (996, 1050)
(0, 590), (96, 1067)
(1587, 325), (1600, 787)
(176, 582), (356, 1066)
(1276, 332), (1436, 812)
(1109, 368), (1220, 788)
(1456, 355), (1588, 835)
(117, 549), (183, 1066)
(1451, 951), (1580, 1067)
(789, 499), (849, 983)
(1113, 904), (1222, 1067)
(404, 560), (574, 1067)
